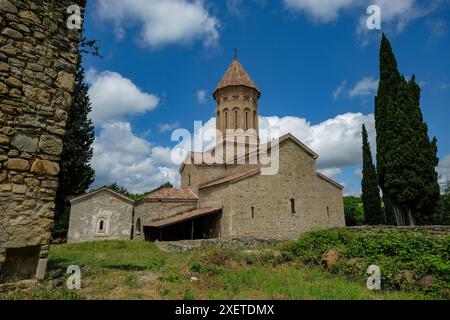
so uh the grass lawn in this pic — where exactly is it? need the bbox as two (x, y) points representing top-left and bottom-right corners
(0, 240), (437, 300)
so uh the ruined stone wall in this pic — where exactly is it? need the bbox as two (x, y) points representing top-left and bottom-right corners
(67, 191), (134, 244)
(0, 0), (86, 281)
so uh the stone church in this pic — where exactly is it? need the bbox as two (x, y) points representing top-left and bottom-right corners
(68, 57), (345, 243)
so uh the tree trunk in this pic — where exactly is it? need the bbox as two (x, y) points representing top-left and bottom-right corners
(406, 208), (416, 226)
(393, 204), (407, 226)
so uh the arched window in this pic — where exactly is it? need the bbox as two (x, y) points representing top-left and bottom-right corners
(224, 111), (228, 129)
(327, 207), (330, 219)
(96, 218), (108, 235)
(136, 218), (141, 235)
(253, 111), (257, 129)
(290, 199), (296, 214)
(188, 174), (191, 186)
(251, 207), (255, 219)
(234, 109), (239, 130)
(245, 111), (249, 130)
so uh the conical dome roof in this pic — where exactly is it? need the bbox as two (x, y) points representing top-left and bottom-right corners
(213, 58), (260, 97)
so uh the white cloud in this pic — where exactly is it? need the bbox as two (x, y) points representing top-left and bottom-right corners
(196, 89), (208, 103)
(284, 0), (440, 39)
(283, 0), (357, 22)
(438, 154), (450, 185)
(87, 69), (159, 125)
(318, 167), (343, 178)
(333, 80), (347, 100)
(91, 121), (179, 194)
(349, 77), (379, 97)
(95, 0), (220, 48)
(353, 168), (363, 179)
(159, 121), (180, 133)
(227, 0), (245, 17)
(259, 112), (376, 170)
(91, 113), (376, 193)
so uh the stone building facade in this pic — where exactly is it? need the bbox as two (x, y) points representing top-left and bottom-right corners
(0, 0), (86, 282)
(67, 188), (134, 243)
(68, 57), (345, 244)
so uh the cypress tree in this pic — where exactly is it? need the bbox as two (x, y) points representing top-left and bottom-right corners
(53, 57), (95, 238)
(375, 34), (440, 225)
(361, 124), (384, 225)
(375, 34), (402, 225)
(406, 76), (440, 224)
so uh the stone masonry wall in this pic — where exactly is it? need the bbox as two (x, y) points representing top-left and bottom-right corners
(0, 0), (86, 281)
(67, 191), (134, 244)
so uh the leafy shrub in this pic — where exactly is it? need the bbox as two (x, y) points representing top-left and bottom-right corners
(285, 229), (450, 297)
(189, 261), (207, 273)
(159, 267), (182, 283)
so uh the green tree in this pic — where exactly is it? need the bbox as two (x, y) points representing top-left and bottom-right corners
(53, 59), (95, 238)
(374, 34), (439, 226)
(343, 196), (365, 226)
(361, 125), (384, 225)
(107, 182), (130, 197)
(434, 182), (450, 225)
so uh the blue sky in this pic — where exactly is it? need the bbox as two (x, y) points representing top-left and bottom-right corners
(82, 0), (450, 194)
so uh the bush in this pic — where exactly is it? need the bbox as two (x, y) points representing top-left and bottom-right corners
(285, 229), (450, 297)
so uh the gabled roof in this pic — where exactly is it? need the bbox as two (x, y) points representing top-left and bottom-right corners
(213, 58), (260, 97)
(179, 133), (319, 173)
(69, 187), (134, 204)
(199, 168), (261, 190)
(317, 172), (344, 190)
(146, 207), (222, 228)
(142, 188), (198, 202)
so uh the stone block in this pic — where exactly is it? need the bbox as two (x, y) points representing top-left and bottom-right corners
(11, 133), (39, 153)
(30, 159), (60, 176)
(5, 158), (30, 171)
(55, 71), (75, 92)
(38, 134), (63, 155)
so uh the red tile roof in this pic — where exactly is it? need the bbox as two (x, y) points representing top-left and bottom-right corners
(214, 59), (260, 96)
(146, 207), (222, 228)
(199, 168), (261, 190)
(143, 188), (197, 201)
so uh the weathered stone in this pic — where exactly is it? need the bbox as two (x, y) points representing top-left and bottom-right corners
(55, 71), (75, 92)
(38, 134), (63, 155)
(0, 61), (9, 71)
(1, 27), (23, 40)
(41, 179), (58, 189)
(394, 269), (416, 290)
(12, 184), (27, 194)
(0, 44), (17, 55)
(5, 158), (30, 171)
(11, 175), (24, 183)
(321, 249), (340, 269)
(31, 159), (60, 176)
(0, 134), (9, 145)
(9, 23), (30, 34)
(9, 88), (21, 98)
(24, 177), (39, 186)
(0, 0), (85, 283)
(35, 258), (48, 281)
(19, 10), (41, 24)
(418, 275), (435, 291)
(5, 76), (22, 88)
(0, 184), (12, 192)
(16, 114), (46, 128)
(11, 133), (39, 153)
(0, 0), (17, 14)
(0, 81), (8, 94)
